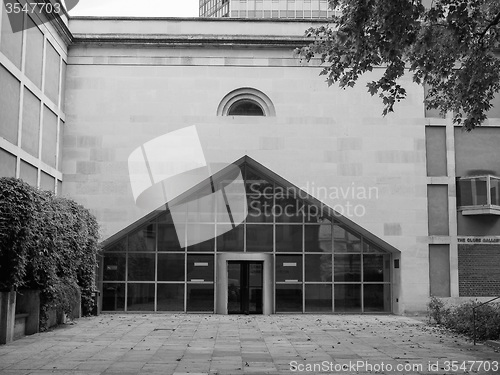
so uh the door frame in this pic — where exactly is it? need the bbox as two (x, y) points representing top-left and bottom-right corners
(216, 253), (273, 315)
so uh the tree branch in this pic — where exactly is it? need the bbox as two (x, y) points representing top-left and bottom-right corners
(478, 11), (500, 41)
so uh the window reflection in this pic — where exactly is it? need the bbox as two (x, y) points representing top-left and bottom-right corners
(217, 224), (244, 252)
(305, 284), (332, 312)
(158, 253), (185, 281)
(128, 224), (156, 252)
(276, 225), (302, 252)
(103, 253), (125, 281)
(157, 284), (184, 312)
(305, 254), (332, 282)
(102, 283), (125, 311)
(187, 284), (214, 312)
(246, 225), (273, 252)
(127, 284), (155, 311)
(276, 284), (302, 312)
(333, 225), (361, 253)
(334, 284), (361, 312)
(305, 224), (332, 252)
(334, 254), (361, 282)
(158, 212), (183, 251)
(128, 253), (155, 281)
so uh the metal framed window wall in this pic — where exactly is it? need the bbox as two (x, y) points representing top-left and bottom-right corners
(100, 166), (392, 313)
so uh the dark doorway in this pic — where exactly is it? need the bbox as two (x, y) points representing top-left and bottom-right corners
(227, 261), (263, 314)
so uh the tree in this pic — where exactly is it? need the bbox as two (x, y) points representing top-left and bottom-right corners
(298, 0), (500, 130)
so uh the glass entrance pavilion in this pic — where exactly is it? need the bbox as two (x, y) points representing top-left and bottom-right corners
(99, 158), (393, 314)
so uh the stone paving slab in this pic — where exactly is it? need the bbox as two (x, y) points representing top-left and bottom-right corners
(0, 314), (498, 375)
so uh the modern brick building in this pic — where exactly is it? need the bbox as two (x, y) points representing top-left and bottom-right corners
(0, 1), (499, 315)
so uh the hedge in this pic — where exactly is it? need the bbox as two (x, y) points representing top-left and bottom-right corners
(0, 178), (100, 328)
(427, 296), (500, 341)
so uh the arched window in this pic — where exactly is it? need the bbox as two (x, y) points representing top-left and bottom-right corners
(228, 99), (264, 116)
(217, 88), (276, 116)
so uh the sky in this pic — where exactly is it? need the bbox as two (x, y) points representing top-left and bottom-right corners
(68, 0), (200, 18)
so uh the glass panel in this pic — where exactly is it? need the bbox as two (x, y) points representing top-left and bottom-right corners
(276, 225), (302, 252)
(363, 254), (391, 282)
(0, 66), (20, 144)
(157, 212), (183, 251)
(157, 284), (184, 312)
(186, 224), (215, 251)
(228, 262), (242, 313)
(363, 241), (386, 254)
(304, 209), (330, 224)
(127, 284), (155, 311)
(334, 254), (361, 282)
(106, 238), (127, 252)
(0, 7), (23, 69)
(305, 254), (332, 282)
(40, 172), (55, 192)
(0, 149), (16, 178)
(475, 178), (488, 205)
(102, 283), (125, 311)
(158, 253), (185, 281)
(305, 224), (332, 252)
(128, 253), (155, 281)
(128, 223), (156, 252)
(246, 224), (273, 252)
(457, 179), (473, 206)
(248, 263), (263, 314)
(333, 225), (361, 252)
(275, 195), (303, 223)
(25, 17), (44, 89)
(19, 161), (37, 186)
(187, 255), (214, 282)
(305, 284), (332, 312)
(245, 169), (273, 223)
(103, 253), (126, 281)
(217, 224), (244, 252)
(44, 41), (61, 105)
(186, 185), (216, 222)
(276, 284), (302, 312)
(42, 106), (58, 168)
(276, 255), (302, 282)
(187, 284), (214, 312)
(364, 284), (391, 312)
(334, 284), (361, 312)
(21, 88), (41, 158)
(491, 177), (500, 206)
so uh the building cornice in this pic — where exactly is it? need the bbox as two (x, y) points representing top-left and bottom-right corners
(70, 34), (311, 49)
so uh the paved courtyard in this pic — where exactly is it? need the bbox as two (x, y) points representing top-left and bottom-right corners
(0, 314), (498, 375)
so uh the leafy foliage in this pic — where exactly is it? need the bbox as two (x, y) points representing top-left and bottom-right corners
(427, 297), (500, 341)
(298, 0), (500, 130)
(0, 178), (100, 328)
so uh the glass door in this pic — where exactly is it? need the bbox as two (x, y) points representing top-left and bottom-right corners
(227, 261), (263, 314)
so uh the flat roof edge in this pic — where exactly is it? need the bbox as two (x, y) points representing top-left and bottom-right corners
(69, 16), (330, 23)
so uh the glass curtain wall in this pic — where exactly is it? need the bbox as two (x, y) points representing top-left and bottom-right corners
(101, 164), (391, 313)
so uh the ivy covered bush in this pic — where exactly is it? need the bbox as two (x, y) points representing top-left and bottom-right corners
(427, 296), (500, 341)
(0, 178), (100, 329)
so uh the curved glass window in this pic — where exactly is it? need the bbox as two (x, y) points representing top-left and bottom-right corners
(228, 99), (264, 116)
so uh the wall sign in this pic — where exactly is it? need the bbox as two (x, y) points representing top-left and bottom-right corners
(457, 236), (500, 244)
